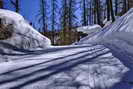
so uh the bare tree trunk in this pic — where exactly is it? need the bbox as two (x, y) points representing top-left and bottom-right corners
(82, 0), (87, 26)
(89, 0), (92, 25)
(0, 0), (3, 8)
(60, 0), (68, 45)
(93, 7), (97, 24)
(51, 0), (55, 45)
(109, 0), (115, 22)
(127, 0), (133, 10)
(115, 0), (118, 15)
(10, 0), (20, 13)
(107, 0), (115, 22)
(95, 0), (103, 26)
(68, 0), (72, 44)
(40, 0), (47, 32)
(123, 0), (127, 13)
(107, 0), (110, 21)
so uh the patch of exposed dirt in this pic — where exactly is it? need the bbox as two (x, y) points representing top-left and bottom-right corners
(0, 24), (13, 40)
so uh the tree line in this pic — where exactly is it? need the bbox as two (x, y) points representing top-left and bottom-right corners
(0, 0), (133, 45)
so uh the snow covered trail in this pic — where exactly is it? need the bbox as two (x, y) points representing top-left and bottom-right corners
(72, 8), (133, 89)
(0, 8), (133, 89)
(0, 44), (128, 89)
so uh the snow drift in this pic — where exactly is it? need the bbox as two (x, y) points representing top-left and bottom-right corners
(78, 8), (133, 55)
(77, 24), (102, 34)
(77, 8), (133, 69)
(0, 9), (51, 51)
(75, 25), (101, 45)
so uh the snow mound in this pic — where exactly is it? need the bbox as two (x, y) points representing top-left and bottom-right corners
(0, 9), (51, 50)
(74, 25), (101, 45)
(77, 24), (102, 34)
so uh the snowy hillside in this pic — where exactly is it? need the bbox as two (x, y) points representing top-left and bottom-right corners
(0, 9), (133, 89)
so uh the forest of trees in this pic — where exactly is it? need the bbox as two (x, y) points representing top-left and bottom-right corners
(0, 0), (133, 45)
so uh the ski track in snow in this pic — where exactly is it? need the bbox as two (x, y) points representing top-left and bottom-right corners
(0, 45), (128, 89)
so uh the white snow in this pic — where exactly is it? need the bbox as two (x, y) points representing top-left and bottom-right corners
(103, 18), (112, 27)
(0, 9), (51, 51)
(0, 8), (133, 89)
(77, 8), (133, 68)
(75, 25), (101, 45)
(77, 24), (102, 34)
(0, 44), (128, 89)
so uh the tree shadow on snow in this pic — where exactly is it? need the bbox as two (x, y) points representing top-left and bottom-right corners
(105, 44), (133, 89)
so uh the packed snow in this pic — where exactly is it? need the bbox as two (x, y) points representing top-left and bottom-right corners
(0, 8), (133, 89)
(0, 44), (129, 89)
(75, 25), (101, 45)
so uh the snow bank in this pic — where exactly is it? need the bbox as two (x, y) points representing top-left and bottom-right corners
(103, 18), (112, 27)
(77, 24), (102, 34)
(72, 9), (133, 89)
(0, 9), (51, 50)
(78, 8), (133, 49)
(74, 25), (101, 45)
(87, 8), (133, 59)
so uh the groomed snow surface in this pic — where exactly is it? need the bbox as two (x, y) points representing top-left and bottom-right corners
(0, 9), (133, 89)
